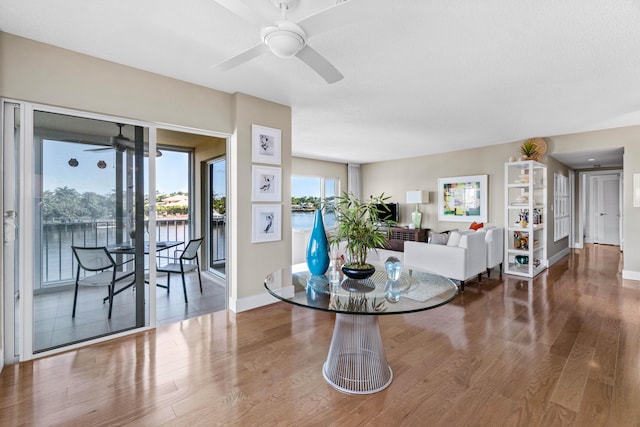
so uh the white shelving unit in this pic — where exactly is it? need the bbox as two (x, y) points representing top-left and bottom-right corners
(504, 160), (547, 277)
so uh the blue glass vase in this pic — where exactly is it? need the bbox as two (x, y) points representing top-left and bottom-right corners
(306, 209), (330, 275)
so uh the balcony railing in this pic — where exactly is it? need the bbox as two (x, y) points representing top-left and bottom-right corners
(39, 218), (226, 288)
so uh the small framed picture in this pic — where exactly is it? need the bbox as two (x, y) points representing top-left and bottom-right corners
(252, 124), (281, 165)
(252, 165), (281, 202)
(252, 204), (282, 243)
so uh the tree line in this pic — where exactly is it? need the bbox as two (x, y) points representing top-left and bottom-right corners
(41, 187), (223, 222)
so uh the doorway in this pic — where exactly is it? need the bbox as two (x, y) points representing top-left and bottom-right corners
(207, 157), (226, 278)
(591, 173), (621, 245)
(3, 101), (231, 362)
(582, 171), (622, 247)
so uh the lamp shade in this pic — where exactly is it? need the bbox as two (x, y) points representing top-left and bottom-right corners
(406, 190), (428, 204)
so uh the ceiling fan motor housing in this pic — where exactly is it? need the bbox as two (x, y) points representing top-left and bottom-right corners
(261, 21), (306, 58)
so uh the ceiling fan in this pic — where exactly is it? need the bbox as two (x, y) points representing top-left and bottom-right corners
(212, 0), (356, 84)
(85, 123), (162, 157)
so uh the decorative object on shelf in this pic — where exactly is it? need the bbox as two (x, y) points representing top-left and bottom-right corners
(515, 255), (529, 265)
(438, 175), (488, 223)
(520, 137), (547, 161)
(68, 158), (79, 167)
(406, 190), (427, 229)
(514, 231), (529, 249)
(508, 155), (517, 162)
(330, 192), (391, 280)
(520, 139), (538, 160)
(306, 209), (330, 275)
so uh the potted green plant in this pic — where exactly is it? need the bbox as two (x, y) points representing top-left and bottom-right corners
(329, 192), (392, 279)
(520, 139), (539, 160)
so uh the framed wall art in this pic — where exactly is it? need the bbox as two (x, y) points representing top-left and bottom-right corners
(251, 165), (281, 202)
(252, 204), (282, 243)
(252, 124), (281, 165)
(437, 175), (488, 222)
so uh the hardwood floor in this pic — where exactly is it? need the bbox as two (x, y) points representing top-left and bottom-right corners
(1, 244), (638, 426)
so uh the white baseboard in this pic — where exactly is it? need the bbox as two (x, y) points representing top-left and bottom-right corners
(622, 270), (640, 282)
(548, 247), (571, 267)
(229, 285), (294, 313)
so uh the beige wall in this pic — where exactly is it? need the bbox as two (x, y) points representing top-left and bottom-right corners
(361, 128), (640, 278)
(361, 141), (520, 231)
(230, 93), (291, 302)
(292, 157), (348, 194)
(0, 32), (292, 311)
(544, 155), (571, 258)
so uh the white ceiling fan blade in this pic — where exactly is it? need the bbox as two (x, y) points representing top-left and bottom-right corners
(297, 0), (361, 37)
(212, 43), (269, 71)
(212, 0), (265, 26)
(296, 45), (343, 84)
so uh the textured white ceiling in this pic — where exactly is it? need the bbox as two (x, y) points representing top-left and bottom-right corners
(1, 0), (638, 164)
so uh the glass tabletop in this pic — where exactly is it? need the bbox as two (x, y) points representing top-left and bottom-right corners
(264, 264), (459, 315)
(106, 240), (183, 255)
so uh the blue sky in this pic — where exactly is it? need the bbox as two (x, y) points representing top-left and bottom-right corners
(292, 176), (321, 197)
(42, 140), (220, 196)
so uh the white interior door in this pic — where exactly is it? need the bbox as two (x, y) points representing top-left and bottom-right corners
(595, 174), (620, 245)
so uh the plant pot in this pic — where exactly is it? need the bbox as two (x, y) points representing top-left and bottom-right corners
(341, 264), (375, 280)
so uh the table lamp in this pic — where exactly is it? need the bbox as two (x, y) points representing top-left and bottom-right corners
(406, 190), (428, 229)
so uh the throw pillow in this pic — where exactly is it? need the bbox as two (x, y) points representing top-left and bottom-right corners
(446, 231), (462, 247)
(429, 232), (449, 245)
(469, 221), (484, 231)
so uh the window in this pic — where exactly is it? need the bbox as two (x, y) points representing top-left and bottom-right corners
(292, 176), (339, 229)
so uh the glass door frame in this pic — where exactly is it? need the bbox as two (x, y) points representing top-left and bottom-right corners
(2, 100), (231, 362)
(206, 156), (227, 279)
(4, 100), (159, 361)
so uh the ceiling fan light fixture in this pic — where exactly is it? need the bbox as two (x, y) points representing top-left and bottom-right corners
(262, 22), (306, 58)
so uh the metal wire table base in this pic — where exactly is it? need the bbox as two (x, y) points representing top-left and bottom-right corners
(322, 313), (393, 394)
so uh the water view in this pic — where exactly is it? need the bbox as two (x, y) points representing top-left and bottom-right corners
(292, 211), (335, 229)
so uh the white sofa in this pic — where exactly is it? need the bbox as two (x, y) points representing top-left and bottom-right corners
(484, 227), (504, 278)
(403, 231), (487, 292)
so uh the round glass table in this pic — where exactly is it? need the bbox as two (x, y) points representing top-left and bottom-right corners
(264, 264), (458, 394)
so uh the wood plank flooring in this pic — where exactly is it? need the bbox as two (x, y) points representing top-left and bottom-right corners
(1, 244), (639, 426)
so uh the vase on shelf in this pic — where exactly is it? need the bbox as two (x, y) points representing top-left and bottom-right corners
(306, 209), (330, 275)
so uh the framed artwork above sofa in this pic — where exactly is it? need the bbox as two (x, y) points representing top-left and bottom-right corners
(437, 175), (488, 223)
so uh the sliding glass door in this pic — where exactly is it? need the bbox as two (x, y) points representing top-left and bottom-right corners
(31, 110), (150, 353)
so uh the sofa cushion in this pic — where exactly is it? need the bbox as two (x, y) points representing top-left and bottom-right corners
(446, 231), (462, 247)
(429, 232), (449, 245)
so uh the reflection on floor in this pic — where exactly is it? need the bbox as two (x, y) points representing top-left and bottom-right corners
(33, 271), (226, 352)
